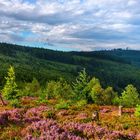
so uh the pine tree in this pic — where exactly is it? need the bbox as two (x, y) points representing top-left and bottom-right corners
(73, 68), (89, 100)
(2, 66), (18, 100)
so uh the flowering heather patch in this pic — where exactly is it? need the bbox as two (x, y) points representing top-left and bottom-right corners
(0, 103), (139, 139)
(0, 108), (24, 124)
(24, 106), (52, 122)
(7, 109), (24, 123)
(0, 111), (9, 125)
(63, 122), (136, 140)
(22, 120), (136, 140)
(22, 120), (84, 140)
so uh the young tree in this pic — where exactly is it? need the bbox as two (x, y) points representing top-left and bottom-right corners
(46, 78), (74, 100)
(2, 66), (18, 100)
(22, 78), (41, 97)
(83, 77), (101, 102)
(120, 84), (140, 107)
(102, 86), (118, 105)
(84, 77), (118, 105)
(90, 78), (103, 104)
(72, 68), (89, 100)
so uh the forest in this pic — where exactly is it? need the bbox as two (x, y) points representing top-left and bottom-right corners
(0, 52), (140, 139)
(1, 43), (140, 93)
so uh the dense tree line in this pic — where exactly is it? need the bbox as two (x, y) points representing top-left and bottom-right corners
(1, 43), (140, 93)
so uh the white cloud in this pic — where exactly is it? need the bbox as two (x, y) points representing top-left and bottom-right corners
(0, 0), (140, 50)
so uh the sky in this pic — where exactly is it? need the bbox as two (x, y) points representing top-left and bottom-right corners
(0, 0), (140, 51)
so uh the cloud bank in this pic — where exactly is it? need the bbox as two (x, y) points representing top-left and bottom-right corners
(0, 0), (140, 51)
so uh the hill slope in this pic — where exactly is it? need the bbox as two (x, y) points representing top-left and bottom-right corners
(0, 43), (140, 92)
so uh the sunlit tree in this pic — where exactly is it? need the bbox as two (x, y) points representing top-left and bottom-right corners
(73, 68), (89, 100)
(120, 84), (139, 107)
(2, 66), (18, 100)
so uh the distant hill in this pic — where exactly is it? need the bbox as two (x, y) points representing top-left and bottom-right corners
(0, 43), (140, 92)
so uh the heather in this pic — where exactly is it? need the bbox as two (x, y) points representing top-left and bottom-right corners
(0, 103), (140, 140)
(0, 66), (140, 139)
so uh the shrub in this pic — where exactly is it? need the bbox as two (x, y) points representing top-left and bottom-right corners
(55, 99), (69, 110)
(36, 90), (48, 105)
(135, 105), (140, 117)
(102, 87), (118, 105)
(76, 100), (87, 108)
(46, 79), (74, 100)
(90, 78), (104, 104)
(36, 98), (48, 105)
(9, 99), (21, 108)
(21, 78), (41, 97)
(112, 96), (120, 105)
(120, 84), (139, 107)
(83, 77), (100, 103)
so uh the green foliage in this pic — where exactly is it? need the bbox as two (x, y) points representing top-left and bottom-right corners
(76, 100), (87, 108)
(21, 78), (41, 97)
(36, 90), (48, 105)
(1, 43), (140, 93)
(46, 79), (74, 100)
(73, 69), (89, 100)
(36, 98), (48, 105)
(102, 86), (118, 105)
(85, 78), (117, 105)
(135, 105), (140, 117)
(9, 99), (21, 108)
(120, 84), (140, 107)
(112, 96), (120, 105)
(2, 66), (18, 100)
(55, 99), (69, 110)
(83, 77), (101, 103)
(89, 78), (103, 104)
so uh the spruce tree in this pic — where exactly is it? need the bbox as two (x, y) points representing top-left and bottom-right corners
(73, 68), (89, 100)
(2, 66), (18, 100)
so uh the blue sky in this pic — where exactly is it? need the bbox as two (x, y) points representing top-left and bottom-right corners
(0, 0), (140, 51)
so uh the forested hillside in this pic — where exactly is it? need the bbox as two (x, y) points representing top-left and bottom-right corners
(0, 43), (140, 92)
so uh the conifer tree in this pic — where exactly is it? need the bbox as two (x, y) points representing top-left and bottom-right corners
(2, 66), (18, 100)
(73, 68), (89, 100)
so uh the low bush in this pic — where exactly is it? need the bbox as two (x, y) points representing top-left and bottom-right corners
(55, 99), (69, 110)
(9, 99), (21, 108)
(46, 79), (74, 100)
(76, 100), (87, 108)
(135, 105), (140, 117)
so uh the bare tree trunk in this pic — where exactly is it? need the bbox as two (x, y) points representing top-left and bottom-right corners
(0, 92), (6, 106)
